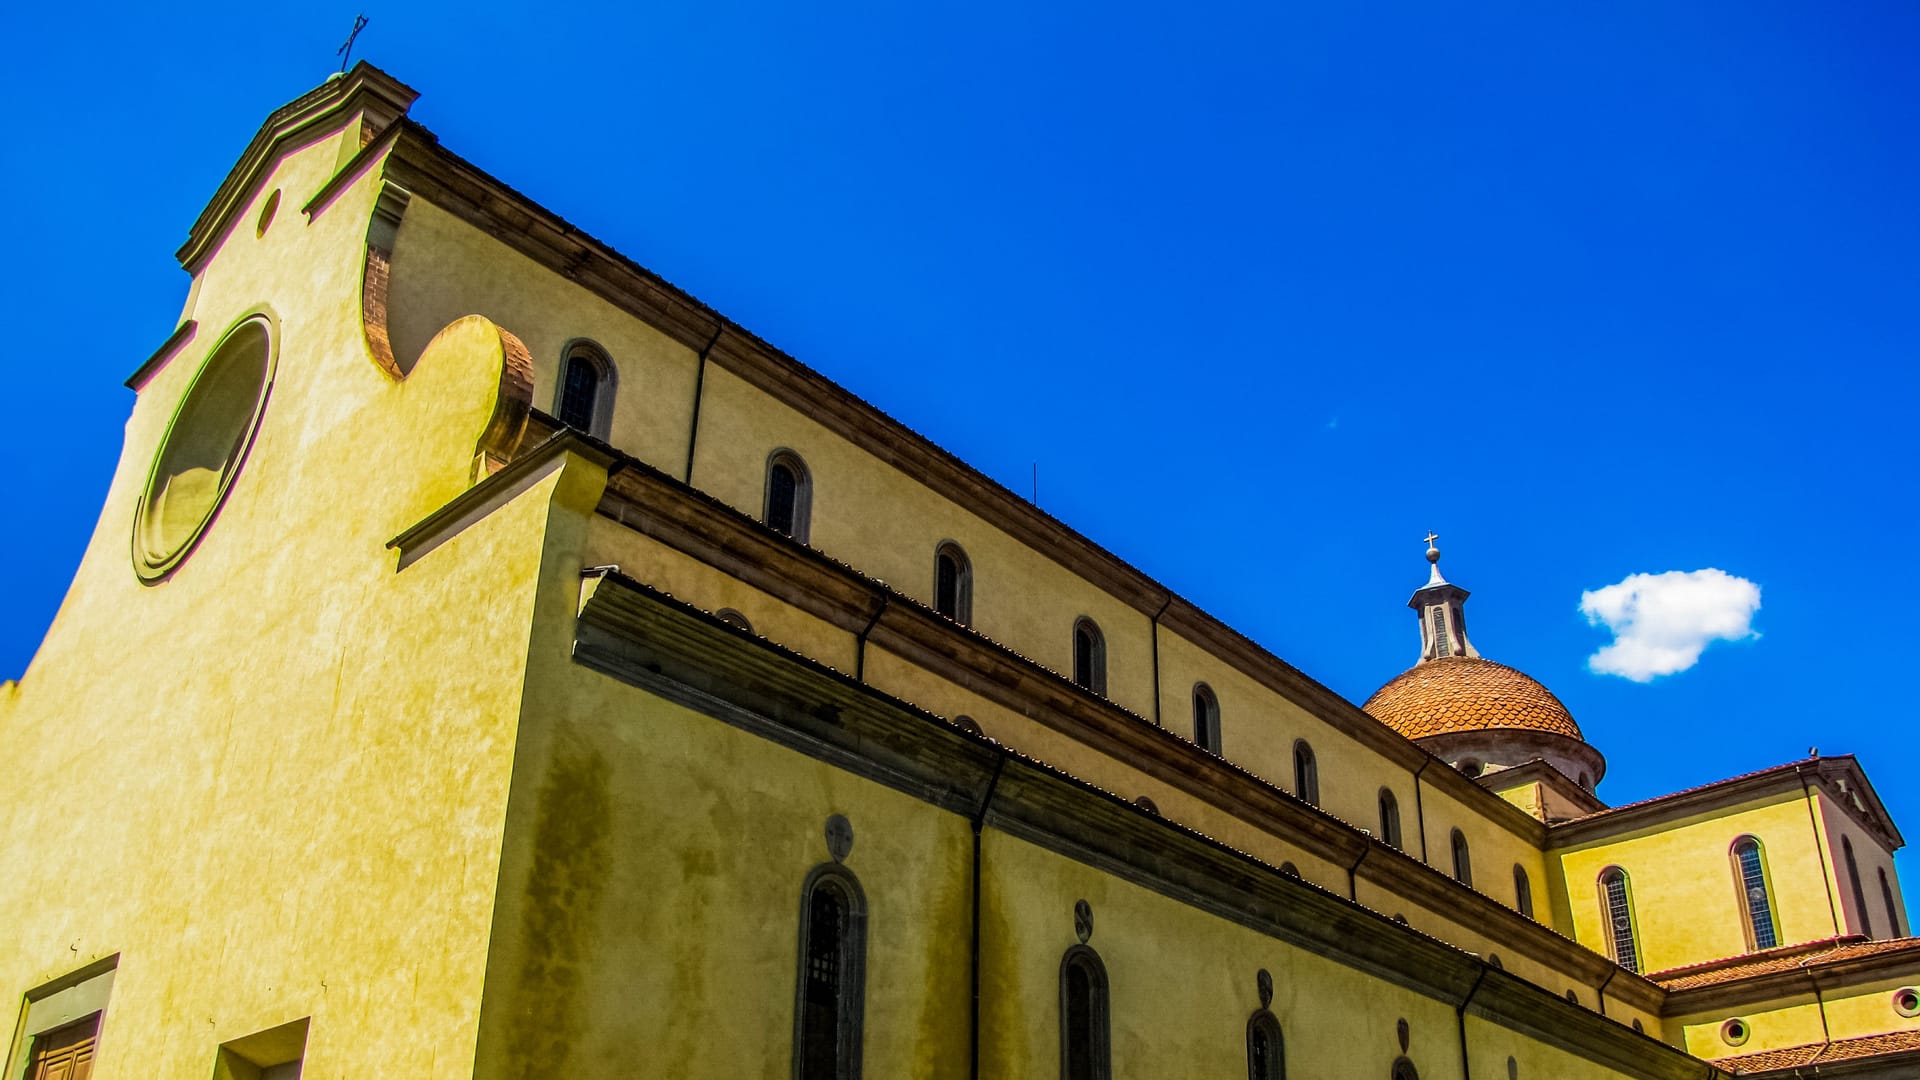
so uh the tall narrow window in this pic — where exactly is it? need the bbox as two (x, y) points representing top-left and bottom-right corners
(1514, 866), (1535, 920)
(1247, 1010), (1286, 1080)
(1450, 829), (1472, 887)
(794, 865), (866, 1080)
(933, 542), (972, 624)
(1378, 788), (1402, 850)
(1600, 867), (1640, 972)
(556, 341), (614, 436)
(1072, 618), (1106, 696)
(765, 450), (813, 544)
(1843, 837), (1874, 938)
(1293, 741), (1319, 807)
(1429, 606), (1451, 658)
(1731, 837), (1778, 950)
(1060, 945), (1111, 1080)
(1881, 869), (1904, 937)
(1192, 683), (1221, 753)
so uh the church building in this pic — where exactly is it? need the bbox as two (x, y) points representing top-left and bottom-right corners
(3, 64), (1915, 1079)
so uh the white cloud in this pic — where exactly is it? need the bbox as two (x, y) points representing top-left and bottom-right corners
(1579, 569), (1761, 682)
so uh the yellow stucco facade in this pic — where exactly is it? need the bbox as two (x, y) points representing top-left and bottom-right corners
(2, 65), (1915, 1079)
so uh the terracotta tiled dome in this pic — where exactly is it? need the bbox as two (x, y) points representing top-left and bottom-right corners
(1362, 656), (1583, 741)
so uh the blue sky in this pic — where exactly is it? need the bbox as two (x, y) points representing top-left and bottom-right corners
(5, 5), (1916, 895)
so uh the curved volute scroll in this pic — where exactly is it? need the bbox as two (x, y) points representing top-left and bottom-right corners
(360, 181), (412, 381)
(405, 315), (534, 484)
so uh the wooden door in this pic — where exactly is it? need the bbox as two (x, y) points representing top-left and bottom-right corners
(26, 1013), (99, 1080)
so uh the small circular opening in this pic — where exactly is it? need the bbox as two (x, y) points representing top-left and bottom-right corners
(1133, 795), (1160, 815)
(1722, 1019), (1751, 1046)
(1895, 988), (1920, 1018)
(256, 189), (281, 237)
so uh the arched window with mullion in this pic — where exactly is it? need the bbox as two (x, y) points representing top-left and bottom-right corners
(933, 541), (972, 625)
(1192, 683), (1221, 753)
(1731, 837), (1778, 950)
(1060, 945), (1111, 1080)
(1599, 866), (1641, 973)
(555, 340), (615, 437)
(793, 864), (867, 1080)
(764, 449), (813, 544)
(1246, 1010), (1285, 1080)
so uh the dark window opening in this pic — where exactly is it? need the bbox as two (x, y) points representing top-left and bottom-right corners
(934, 543), (972, 624)
(1072, 619), (1106, 696)
(1378, 788), (1402, 850)
(1293, 741), (1319, 807)
(794, 867), (865, 1080)
(1193, 684), (1220, 753)
(1881, 868), (1904, 937)
(1247, 1011), (1285, 1080)
(1060, 946), (1111, 1080)
(764, 451), (812, 543)
(1514, 865), (1534, 920)
(1451, 829), (1472, 887)
(1844, 837), (1874, 938)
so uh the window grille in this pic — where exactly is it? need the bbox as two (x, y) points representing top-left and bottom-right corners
(1733, 838), (1777, 950)
(1600, 868), (1640, 972)
(1429, 606), (1451, 657)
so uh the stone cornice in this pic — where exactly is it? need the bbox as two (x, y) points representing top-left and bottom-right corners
(572, 568), (1708, 1079)
(176, 62), (417, 274)
(1550, 759), (1903, 852)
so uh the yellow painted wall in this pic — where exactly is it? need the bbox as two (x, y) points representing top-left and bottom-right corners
(979, 828), (1473, 1079)
(1672, 976), (1920, 1060)
(0, 119), (558, 1078)
(1556, 795), (1841, 974)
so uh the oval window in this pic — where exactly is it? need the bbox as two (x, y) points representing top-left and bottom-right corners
(134, 314), (276, 580)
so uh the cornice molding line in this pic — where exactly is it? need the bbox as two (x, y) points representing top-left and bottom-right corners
(541, 412), (1548, 850)
(1550, 759), (1903, 852)
(373, 127), (1467, 803)
(1662, 943), (1920, 1016)
(124, 320), (198, 391)
(571, 572), (1708, 1080)
(177, 62), (418, 274)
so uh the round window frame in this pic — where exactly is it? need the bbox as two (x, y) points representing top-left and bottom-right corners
(1895, 987), (1920, 1019)
(132, 310), (279, 582)
(1721, 1018), (1752, 1046)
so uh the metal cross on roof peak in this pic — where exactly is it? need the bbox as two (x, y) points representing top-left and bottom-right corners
(1423, 531), (1440, 551)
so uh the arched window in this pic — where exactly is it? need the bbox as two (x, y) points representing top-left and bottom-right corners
(1378, 788), (1402, 850)
(1060, 945), (1111, 1080)
(1599, 867), (1641, 972)
(1881, 869), (1904, 937)
(1072, 618), (1106, 695)
(715, 608), (754, 634)
(1392, 1058), (1420, 1080)
(1450, 829), (1472, 887)
(1731, 837), (1778, 950)
(764, 450), (813, 543)
(1247, 1010), (1286, 1080)
(556, 340), (614, 437)
(1514, 865), (1535, 920)
(933, 542), (972, 624)
(1192, 683), (1221, 753)
(794, 864), (867, 1080)
(1843, 837), (1874, 938)
(1293, 741), (1319, 808)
